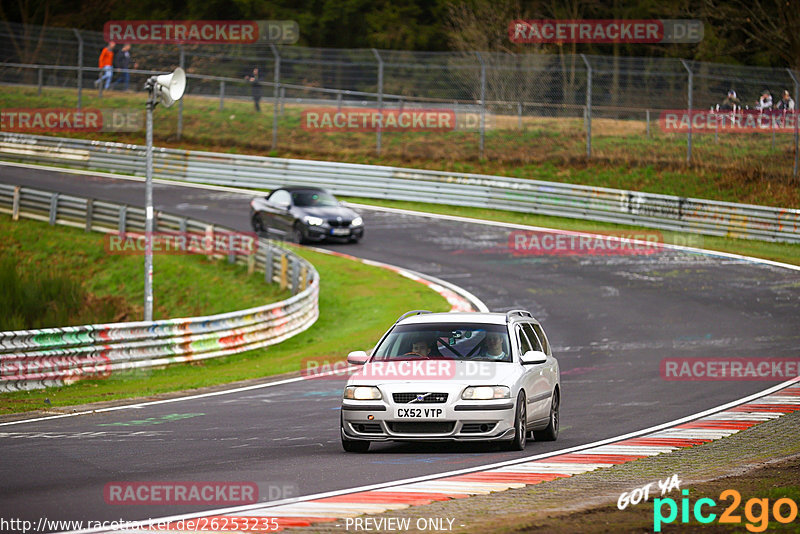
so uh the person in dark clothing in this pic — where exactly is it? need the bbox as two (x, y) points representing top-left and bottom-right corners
(112, 44), (135, 91)
(719, 89), (741, 111)
(245, 68), (262, 111)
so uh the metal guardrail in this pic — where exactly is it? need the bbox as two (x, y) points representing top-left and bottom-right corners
(2, 132), (799, 243)
(0, 183), (319, 392)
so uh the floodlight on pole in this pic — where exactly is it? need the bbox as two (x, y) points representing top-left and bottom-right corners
(143, 67), (186, 321)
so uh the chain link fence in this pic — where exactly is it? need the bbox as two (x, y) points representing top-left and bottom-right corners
(1, 21), (798, 180)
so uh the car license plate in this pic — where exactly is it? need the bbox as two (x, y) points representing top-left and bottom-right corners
(331, 228), (350, 236)
(395, 407), (445, 419)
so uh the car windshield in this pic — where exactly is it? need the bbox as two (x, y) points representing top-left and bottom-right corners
(291, 191), (338, 207)
(372, 323), (512, 362)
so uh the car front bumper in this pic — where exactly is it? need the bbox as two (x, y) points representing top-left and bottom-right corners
(340, 400), (517, 442)
(305, 225), (364, 241)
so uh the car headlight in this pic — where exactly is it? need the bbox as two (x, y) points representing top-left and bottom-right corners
(344, 386), (382, 400)
(461, 386), (511, 400)
(304, 216), (325, 226)
(351, 216), (363, 227)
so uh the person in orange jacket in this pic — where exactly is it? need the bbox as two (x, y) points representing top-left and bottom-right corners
(94, 41), (115, 92)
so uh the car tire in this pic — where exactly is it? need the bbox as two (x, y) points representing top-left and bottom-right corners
(341, 438), (370, 453)
(292, 223), (305, 245)
(251, 213), (266, 234)
(502, 393), (527, 451)
(533, 390), (559, 442)
(340, 414), (369, 452)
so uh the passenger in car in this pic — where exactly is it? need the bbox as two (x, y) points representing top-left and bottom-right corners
(479, 332), (509, 361)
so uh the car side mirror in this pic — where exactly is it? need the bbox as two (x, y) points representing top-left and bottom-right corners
(347, 350), (369, 365)
(521, 350), (547, 365)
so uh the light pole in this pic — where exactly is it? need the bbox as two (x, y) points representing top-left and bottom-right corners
(143, 68), (186, 321)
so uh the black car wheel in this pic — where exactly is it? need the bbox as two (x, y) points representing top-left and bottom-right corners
(341, 413), (370, 452)
(533, 390), (559, 442)
(251, 213), (266, 234)
(502, 393), (527, 451)
(292, 223), (305, 244)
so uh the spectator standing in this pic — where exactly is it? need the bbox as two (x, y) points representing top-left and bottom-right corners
(719, 90), (741, 111)
(112, 44), (136, 91)
(755, 89), (773, 111)
(776, 90), (795, 112)
(94, 41), (115, 93)
(246, 68), (262, 112)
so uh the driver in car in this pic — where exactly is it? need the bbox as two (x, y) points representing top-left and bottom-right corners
(410, 336), (433, 357)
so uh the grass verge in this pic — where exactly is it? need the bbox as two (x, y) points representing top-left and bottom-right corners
(1, 86), (798, 208)
(0, 219), (450, 414)
(0, 214), (290, 323)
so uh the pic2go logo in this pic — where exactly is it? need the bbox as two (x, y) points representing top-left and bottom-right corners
(654, 489), (799, 532)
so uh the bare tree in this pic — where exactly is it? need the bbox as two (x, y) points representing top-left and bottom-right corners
(704, 0), (800, 70)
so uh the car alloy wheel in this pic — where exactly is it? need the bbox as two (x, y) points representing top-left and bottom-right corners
(533, 390), (559, 441)
(292, 224), (305, 244)
(251, 213), (265, 234)
(503, 393), (526, 451)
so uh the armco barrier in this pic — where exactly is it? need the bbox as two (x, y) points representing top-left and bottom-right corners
(0, 184), (319, 392)
(1, 132), (798, 243)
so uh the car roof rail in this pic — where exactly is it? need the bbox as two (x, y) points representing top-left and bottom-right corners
(396, 310), (432, 323)
(506, 309), (533, 322)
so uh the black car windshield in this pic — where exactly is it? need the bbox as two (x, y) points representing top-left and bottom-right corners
(372, 323), (512, 363)
(291, 191), (338, 207)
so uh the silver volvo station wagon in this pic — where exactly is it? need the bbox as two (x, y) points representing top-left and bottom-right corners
(340, 310), (560, 452)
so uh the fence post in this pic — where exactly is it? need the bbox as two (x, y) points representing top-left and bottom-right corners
(280, 87), (285, 114)
(73, 29), (83, 109)
(12, 186), (20, 221)
(265, 246), (274, 284)
(291, 258), (299, 294)
(38, 68), (43, 96)
(646, 109), (650, 139)
(270, 44), (281, 151)
(787, 68), (799, 177)
(85, 198), (93, 232)
(681, 59), (693, 163)
(580, 54), (592, 158)
(337, 91), (342, 111)
(177, 45), (184, 140)
(475, 51), (486, 159)
(372, 48), (383, 156)
(118, 206), (127, 236)
(518, 101), (522, 130)
(219, 80), (225, 110)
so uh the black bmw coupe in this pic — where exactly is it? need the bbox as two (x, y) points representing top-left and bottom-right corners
(250, 186), (364, 244)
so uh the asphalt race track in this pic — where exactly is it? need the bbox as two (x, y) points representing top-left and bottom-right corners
(1, 164), (799, 530)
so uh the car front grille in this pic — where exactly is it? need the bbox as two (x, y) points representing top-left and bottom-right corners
(460, 423), (497, 433)
(351, 423), (383, 434)
(388, 422), (455, 434)
(393, 392), (448, 404)
(328, 219), (351, 228)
